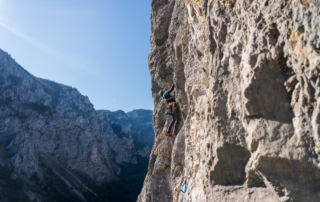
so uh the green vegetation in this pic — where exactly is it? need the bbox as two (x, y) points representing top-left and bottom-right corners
(163, 164), (169, 170)
(182, 0), (202, 8)
(156, 148), (160, 155)
(194, 0), (201, 7)
(98, 113), (105, 120)
(96, 110), (111, 116)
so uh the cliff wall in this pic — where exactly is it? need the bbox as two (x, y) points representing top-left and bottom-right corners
(138, 0), (320, 201)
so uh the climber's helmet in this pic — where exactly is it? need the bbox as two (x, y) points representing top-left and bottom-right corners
(159, 89), (164, 97)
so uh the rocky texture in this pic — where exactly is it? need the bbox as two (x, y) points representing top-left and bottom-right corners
(0, 48), (154, 201)
(138, 0), (320, 201)
(97, 109), (154, 162)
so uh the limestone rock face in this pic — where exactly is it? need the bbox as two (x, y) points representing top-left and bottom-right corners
(138, 0), (320, 201)
(0, 49), (153, 201)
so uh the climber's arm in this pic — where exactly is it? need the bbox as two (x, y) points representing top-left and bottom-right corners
(167, 84), (175, 94)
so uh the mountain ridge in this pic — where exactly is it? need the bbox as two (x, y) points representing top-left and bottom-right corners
(0, 48), (154, 202)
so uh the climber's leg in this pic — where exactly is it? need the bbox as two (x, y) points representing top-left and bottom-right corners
(167, 115), (176, 135)
(173, 109), (181, 136)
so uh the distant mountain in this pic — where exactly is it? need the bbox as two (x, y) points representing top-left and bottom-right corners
(0, 48), (154, 202)
(97, 109), (154, 150)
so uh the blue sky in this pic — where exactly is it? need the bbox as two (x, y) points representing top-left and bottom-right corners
(0, 0), (153, 112)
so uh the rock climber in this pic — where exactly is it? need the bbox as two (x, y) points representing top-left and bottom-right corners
(159, 84), (181, 137)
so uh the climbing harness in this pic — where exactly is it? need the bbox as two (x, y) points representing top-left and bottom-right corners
(166, 102), (177, 115)
(181, 181), (187, 202)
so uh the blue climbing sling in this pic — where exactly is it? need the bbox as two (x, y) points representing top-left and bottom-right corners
(181, 181), (187, 202)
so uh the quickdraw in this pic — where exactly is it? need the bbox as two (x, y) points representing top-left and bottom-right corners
(181, 181), (187, 202)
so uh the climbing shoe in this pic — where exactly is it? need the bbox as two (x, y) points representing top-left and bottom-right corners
(167, 133), (170, 137)
(173, 133), (177, 136)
